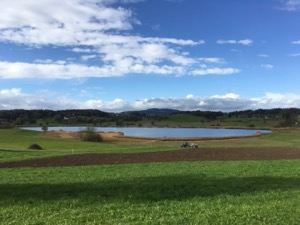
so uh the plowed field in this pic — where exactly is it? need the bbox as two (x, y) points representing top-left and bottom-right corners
(1, 147), (300, 168)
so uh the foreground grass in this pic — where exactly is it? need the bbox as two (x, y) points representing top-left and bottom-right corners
(0, 160), (299, 224)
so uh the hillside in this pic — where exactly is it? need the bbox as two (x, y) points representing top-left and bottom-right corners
(123, 108), (180, 116)
(0, 108), (299, 128)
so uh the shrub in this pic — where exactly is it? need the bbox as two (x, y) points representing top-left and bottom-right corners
(41, 124), (48, 132)
(80, 126), (103, 142)
(28, 144), (44, 150)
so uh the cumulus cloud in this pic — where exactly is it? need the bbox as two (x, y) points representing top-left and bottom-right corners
(0, 0), (135, 42)
(217, 39), (253, 46)
(0, 0), (239, 78)
(0, 88), (78, 110)
(253, 92), (300, 108)
(2, 88), (299, 112)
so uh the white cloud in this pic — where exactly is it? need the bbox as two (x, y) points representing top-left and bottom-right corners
(0, 0), (141, 50)
(0, 88), (81, 110)
(238, 39), (253, 45)
(0, 88), (22, 95)
(0, 61), (188, 79)
(85, 98), (128, 111)
(5, 89), (299, 112)
(279, 0), (300, 11)
(0, 60), (241, 78)
(81, 55), (97, 61)
(211, 93), (241, 99)
(94, 37), (203, 66)
(0, 0), (239, 79)
(253, 92), (300, 109)
(258, 54), (270, 58)
(191, 68), (240, 76)
(143, 37), (203, 46)
(0, 0), (201, 47)
(33, 59), (67, 65)
(71, 48), (94, 53)
(292, 40), (300, 44)
(0, 0), (135, 32)
(198, 58), (224, 63)
(217, 39), (253, 46)
(0, 61), (119, 79)
(288, 53), (300, 57)
(260, 64), (274, 69)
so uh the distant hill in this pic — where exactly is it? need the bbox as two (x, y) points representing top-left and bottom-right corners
(123, 108), (180, 116)
(0, 107), (299, 128)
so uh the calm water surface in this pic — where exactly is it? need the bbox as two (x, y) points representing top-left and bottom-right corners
(22, 126), (271, 138)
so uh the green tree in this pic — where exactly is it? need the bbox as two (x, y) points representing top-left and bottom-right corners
(41, 124), (48, 132)
(80, 126), (103, 142)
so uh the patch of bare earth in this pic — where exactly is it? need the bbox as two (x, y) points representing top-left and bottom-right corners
(44, 130), (156, 143)
(1, 148), (300, 168)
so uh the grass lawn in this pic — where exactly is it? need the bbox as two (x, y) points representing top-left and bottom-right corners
(0, 160), (299, 225)
(0, 128), (299, 224)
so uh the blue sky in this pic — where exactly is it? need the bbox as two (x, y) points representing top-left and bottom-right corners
(0, 0), (300, 112)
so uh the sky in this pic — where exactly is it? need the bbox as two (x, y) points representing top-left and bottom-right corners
(0, 0), (300, 112)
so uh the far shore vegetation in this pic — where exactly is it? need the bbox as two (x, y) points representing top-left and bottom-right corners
(0, 108), (300, 129)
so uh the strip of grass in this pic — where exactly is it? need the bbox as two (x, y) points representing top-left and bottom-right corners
(0, 160), (299, 224)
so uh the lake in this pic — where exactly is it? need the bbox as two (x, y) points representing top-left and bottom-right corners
(22, 126), (271, 138)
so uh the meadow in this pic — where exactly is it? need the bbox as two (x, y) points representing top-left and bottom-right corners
(0, 128), (299, 224)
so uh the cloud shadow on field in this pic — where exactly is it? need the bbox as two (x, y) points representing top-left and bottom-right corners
(0, 175), (299, 204)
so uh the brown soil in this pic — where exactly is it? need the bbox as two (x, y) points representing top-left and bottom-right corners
(44, 130), (157, 143)
(1, 147), (300, 168)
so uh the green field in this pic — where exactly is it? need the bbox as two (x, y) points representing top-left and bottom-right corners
(0, 128), (300, 224)
(0, 129), (178, 162)
(0, 128), (299, 162)
(1, 160), (300, 225)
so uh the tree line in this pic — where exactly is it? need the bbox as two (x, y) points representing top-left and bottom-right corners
(0, 108), (299, 128)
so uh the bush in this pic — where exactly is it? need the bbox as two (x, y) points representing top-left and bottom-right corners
(80, 126), (103, 142)
(41, 124), (48, 132)
(276, 118), (298, 127)
(28, 144), (44, 150)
